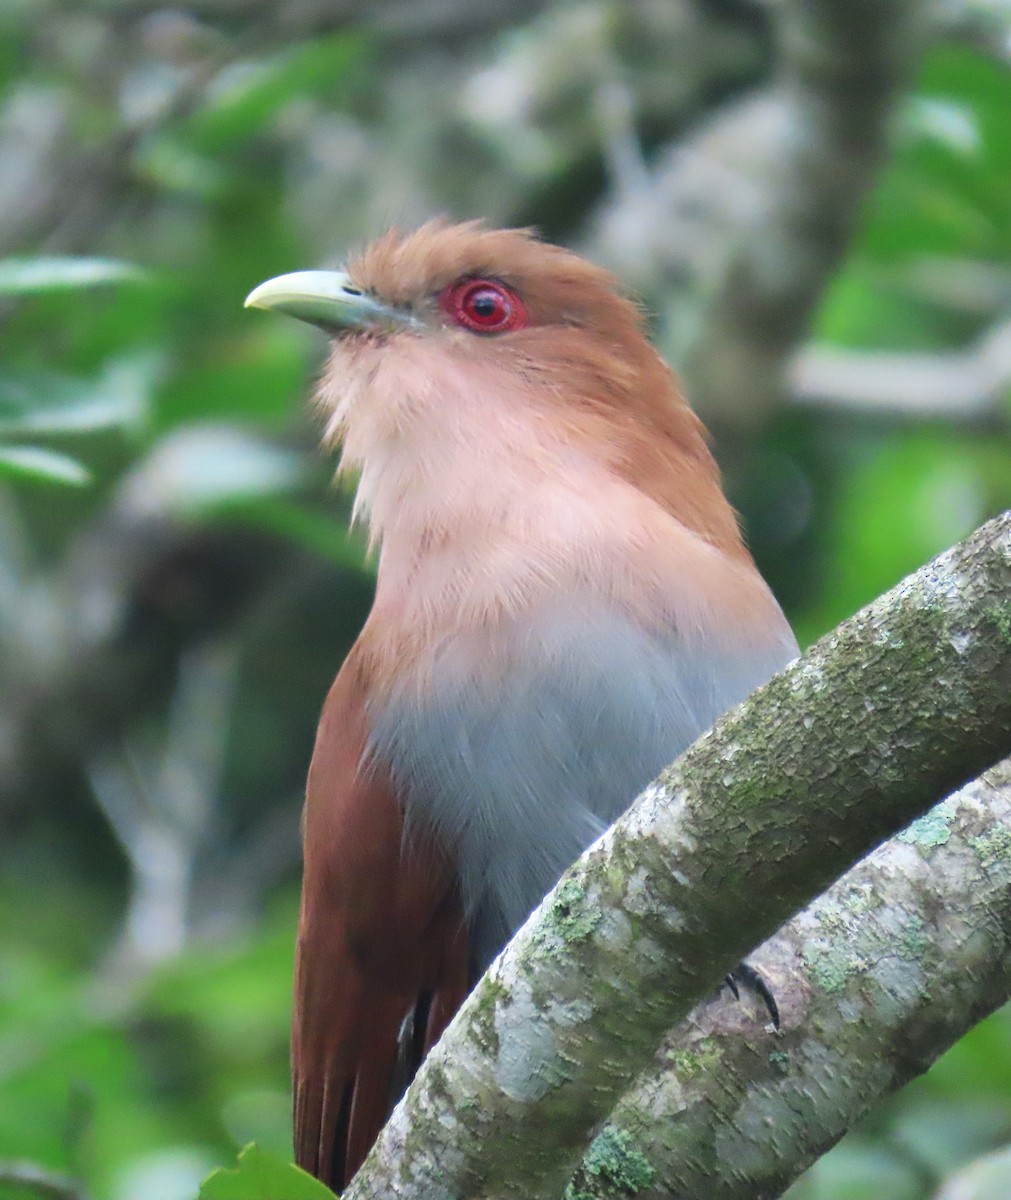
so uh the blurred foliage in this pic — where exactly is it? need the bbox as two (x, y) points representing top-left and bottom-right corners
(0, 3), (1008, 1199)
(198, 1144), (335, 1199)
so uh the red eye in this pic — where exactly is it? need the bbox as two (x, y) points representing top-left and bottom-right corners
(441, 278), (527, 334)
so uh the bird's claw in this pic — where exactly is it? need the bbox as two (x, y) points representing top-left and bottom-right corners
(724, 961), (779, 1028)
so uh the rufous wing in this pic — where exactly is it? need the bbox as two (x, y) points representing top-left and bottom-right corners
(292, 653), (469, 1190)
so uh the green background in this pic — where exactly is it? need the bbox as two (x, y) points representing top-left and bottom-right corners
(1, 5), (1009, 1198)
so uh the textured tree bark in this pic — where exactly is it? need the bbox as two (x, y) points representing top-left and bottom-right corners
(345, 510), (1011, 1200)
(568, 758), (1011, 1200)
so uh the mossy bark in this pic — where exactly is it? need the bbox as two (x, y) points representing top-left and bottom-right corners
(582, 758), (1011, 1199)
(345, 512), (1011, 1200)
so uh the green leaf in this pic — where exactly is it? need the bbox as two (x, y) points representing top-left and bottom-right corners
(0, 445), (91, 486)
(198, 1144), (337, 1200)
(123, 427), (302, 515)
(183, 35), (366, 153)
(0, 354), (155, 437)
(0, 256), (149, 294)
(137, 136), (233, 200)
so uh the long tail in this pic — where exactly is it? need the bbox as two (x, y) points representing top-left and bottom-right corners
(294, 661), (472, 1189)
(293, 970), (409, 1188)
(292, 922), (469, 1190)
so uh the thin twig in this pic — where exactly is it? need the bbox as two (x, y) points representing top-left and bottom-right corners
(0, 1161), (90, 1200)
(791, 314), (1011, 418)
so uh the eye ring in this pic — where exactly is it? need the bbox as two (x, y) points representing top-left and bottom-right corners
(440, 278), (527, 334)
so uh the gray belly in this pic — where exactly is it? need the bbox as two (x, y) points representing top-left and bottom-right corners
(367, 601), (789, 971)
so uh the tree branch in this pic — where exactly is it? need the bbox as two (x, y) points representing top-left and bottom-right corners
(87, 636), (239, 973)
(68, 0), (551, 45)
(568, 757), (1011, 1199)
(0, 432), (304, 809)
(346, 511), (1011, 1199)
(790, 314), (1011, 418)
(0, 1160), (90, 1200)
(590, 0), (932, 427)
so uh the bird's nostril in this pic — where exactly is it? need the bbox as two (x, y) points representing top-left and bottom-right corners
(342, 285), (363, 296)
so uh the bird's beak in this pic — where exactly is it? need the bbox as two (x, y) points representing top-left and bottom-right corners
(244, 270), (416, 333)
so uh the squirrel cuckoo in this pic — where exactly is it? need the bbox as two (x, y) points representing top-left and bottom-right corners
(245, 221), (798, 1190)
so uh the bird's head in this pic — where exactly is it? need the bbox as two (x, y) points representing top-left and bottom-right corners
(246, 218), (645, 348)
(246, 220), (737, 555)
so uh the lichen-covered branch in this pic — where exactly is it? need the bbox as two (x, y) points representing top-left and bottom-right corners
(345, 511), (1011, 1200)
(567, 758), (1011, 1199)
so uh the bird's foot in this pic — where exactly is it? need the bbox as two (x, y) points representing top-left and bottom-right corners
(724, 961), (779, 1028)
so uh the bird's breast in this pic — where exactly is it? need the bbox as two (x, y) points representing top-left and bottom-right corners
(365, 588), (794, 971)
(355, 450), (795, 968)
(367, 463), (777, 660)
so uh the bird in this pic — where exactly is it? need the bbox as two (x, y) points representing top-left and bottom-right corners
(245, 220), (798, 1190)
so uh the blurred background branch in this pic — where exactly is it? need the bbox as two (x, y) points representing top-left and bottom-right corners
(589, 0), (934, 427)
(0, 1), (1009, 1198)
(0, 1160), (89, 1200)
(791, 312), (1011, 416)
